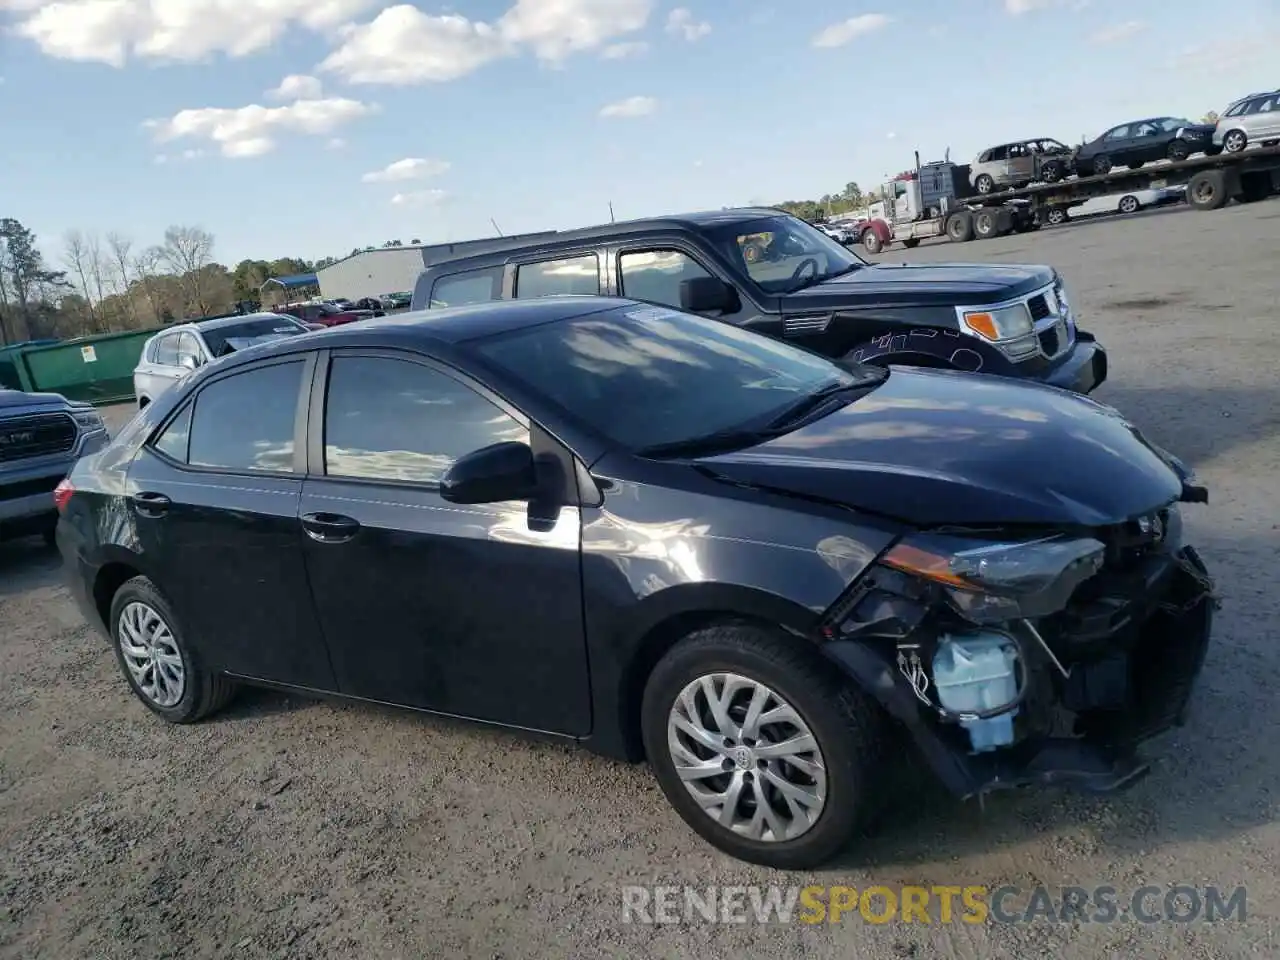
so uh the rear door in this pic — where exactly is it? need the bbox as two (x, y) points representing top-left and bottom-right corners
(1005, 142), (1035, 184)
(296, 348), (591, 734)
(126, 354), (336, 688)
(1253, 95), (1280, 138)
(139, 333), (185, 399)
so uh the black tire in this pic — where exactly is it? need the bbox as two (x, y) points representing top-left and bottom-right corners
(1205, 144), (1224, 156)
(974, 174), (995, 194)
(860, 228), (883, 255)
(1222, 129), (1248, 154)
(973, 209), (998, 239)
(1235, 172), (1273, 204)
(641, 623), (887, 869)
(1046, 206), (1069, 226)
(1167, 140), (1190, 161)
(901, 238), (921, 249)
(1187, 169), (1229, 210)
(1040, 161), (1064, 183)
(1118, 194), (1141, 215)
(108, 575), (236, 723)
(1092, 155), (1112, 175)
(945, 211), (974, 242)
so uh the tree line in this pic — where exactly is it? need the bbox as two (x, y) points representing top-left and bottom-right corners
(0, 218), (430, 347)
(772, 182), (866, 224)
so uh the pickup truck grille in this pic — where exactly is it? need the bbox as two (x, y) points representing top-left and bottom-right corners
(0, 413), (77, 463)
(1038, 318), (1068, 358)
(1027, 293), (1052, 322)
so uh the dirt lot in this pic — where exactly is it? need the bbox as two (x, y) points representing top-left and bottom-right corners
(3, 201), (1279, 959)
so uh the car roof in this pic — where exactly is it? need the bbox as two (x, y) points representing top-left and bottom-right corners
(147, 312), (294, 339)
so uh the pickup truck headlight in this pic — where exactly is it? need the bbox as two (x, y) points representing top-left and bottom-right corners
(880, 532), (1105, 623)
(73, 409), (106, 433)
(957, 303), (1034, 342)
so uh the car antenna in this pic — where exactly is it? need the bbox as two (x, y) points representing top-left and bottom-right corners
(609, 201), (616, 223)
(490, 218), (504, 237)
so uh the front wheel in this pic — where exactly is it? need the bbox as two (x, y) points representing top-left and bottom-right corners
(860, 228), (884, 255)
(1092, 155), (1113, 175)
(1222, 129), (1248, 154)
(1167, 140), (1190, 161)
(1046, 206), (1069, 226)
(975, 174), (995, 194)
(641, 624), (887, 869)
(1118, 194), (1141, 214)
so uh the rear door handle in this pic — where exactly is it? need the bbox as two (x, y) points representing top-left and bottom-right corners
(301, 512), (360, 544)
(132, 491), (171, 518)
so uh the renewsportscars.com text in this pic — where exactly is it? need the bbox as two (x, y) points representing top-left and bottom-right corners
(621, 884), (1247, 925)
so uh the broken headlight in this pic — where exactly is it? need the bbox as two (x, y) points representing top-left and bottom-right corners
(880, 533), (1105, 624)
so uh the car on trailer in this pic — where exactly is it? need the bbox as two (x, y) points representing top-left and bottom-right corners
(1072, 117), (1220, 176)
(1213, 89), (1280, 155)
(969, 138), (1075, 193)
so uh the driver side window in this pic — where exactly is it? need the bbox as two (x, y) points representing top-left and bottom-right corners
(1105, 125), (1130, 140)
(618, 250), (713, 309)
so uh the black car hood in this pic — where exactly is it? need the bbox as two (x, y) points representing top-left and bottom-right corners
(697, 368), (1182, 527)
(1179, 123), (1217, 136)
(0, 388), (77, 410)
(784, 262), (1054, 309)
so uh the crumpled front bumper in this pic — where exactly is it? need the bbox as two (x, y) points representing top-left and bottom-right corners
(823, 546), (1215, 799)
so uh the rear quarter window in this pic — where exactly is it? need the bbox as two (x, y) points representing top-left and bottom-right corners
(430, 266), (504, 308)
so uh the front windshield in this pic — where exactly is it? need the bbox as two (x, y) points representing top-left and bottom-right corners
(202, 316), (307, 357)
(703, 215), (866, 295)
(473, 303), (876, 451)
(1162, 118), (1193, 131)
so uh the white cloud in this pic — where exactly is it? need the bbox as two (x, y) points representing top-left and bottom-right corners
(327, 137), (346, 149)
(145, 97), (376, 158)
(391, 189), (448, 207)
(812, 13), (890, 48)
(1090, 20), (1143, 44)
(320, 6), (509, 84)
(362, 157), (451, 183)
(321, 0), (652, 84)
(153, 154), (167, 164)
(599, 95), (657, 118)
(181, 148), (204, 160)
(1005, 0), (1090, 13)
(267, 73), (323, 100)
(499, 0), (651, 61)
(4, 0), (378, 66)
(886, 131), (897, 140)
(666, 8), (710, 41)
(601, 40), (648, 59)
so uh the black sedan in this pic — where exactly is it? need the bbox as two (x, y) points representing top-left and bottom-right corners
(56, 297), (1216, 869)
(1074, 116), (1221, 175)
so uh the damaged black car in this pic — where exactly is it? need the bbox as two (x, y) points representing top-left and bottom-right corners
(57, 296), (1215, 871)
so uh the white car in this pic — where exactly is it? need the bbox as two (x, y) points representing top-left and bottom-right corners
(817, 223), (855, 244)
(132, 312), (311, 408)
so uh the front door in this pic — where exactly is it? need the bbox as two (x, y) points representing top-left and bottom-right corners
(297, 349), (591, 735)
(126, 356), (336, 689)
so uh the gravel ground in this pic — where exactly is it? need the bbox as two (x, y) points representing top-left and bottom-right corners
(3, 200), (1279, 959)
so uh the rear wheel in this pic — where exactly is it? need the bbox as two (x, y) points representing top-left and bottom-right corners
(945, 211), (974, 242)
(973, 209), (998, 239)
(109, 575), (236, 723)
(860, 228), (884, 255)
(975, 174), (996, 194)
(1045, 206), (1070, 226)
(1040, 161), (1065, 183)
(1167, 140), (1190, 161)
(1118, 194), (1141, 214)
(1092, 155), (1113, 175)
(1187, 169), (1229, 210)
(641, 623), (887, 869)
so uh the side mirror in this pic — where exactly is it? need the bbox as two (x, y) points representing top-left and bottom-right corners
(179, 354), (199, 371)
(440, 441), (539, 505)
(679, 276), (738, 314)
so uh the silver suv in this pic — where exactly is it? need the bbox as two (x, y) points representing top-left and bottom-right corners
(133, 312), (310, 407)
(970, 138), (1073, 193)
(1214, 90), (1280, 154)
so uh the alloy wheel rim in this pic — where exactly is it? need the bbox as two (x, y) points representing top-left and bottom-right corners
(118, 601), (186, 707)
(1225, 133), (1245, 152)
(1121, 197), (1138, 213)
(666, 673), (827, 842)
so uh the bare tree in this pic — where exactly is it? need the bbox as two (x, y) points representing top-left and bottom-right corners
(158, 225), (215, 316)
(85, 233), (111, 327)
(133, 245), (165, 325)
(62, 229), (100, 331)
(106, 232), (138, 326)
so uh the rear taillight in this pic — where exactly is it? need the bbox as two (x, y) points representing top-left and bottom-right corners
(53, 478), (75, 513)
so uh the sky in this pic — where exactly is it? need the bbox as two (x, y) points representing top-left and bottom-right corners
(0, 0), (1277, 266)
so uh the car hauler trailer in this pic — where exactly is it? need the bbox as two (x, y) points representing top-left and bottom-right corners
(858, 146), (1280, 253)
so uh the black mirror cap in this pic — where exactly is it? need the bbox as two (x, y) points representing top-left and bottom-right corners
(440, 441), (538, 505)
(679, 276), (738, 313)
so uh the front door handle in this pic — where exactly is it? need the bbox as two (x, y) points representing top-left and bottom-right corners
(301, 512), (360, 544)
(132, 491), (171, 518)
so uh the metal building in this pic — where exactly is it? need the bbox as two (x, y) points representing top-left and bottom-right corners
(315, 233), (556, 302)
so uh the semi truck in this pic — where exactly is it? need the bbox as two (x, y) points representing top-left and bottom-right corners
(858, 145), (1280, 254)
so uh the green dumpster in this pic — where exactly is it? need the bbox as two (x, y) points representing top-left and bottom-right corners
(8, 328), (160, 404)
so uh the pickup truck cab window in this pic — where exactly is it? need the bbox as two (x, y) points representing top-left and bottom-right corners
(515, 254), (600, 299)
(618, 249), (713, 308)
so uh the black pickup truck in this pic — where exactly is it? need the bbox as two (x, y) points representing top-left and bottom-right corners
(408, 208), (1106, 393)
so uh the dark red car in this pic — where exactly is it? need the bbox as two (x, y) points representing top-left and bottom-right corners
(279, 302), (383, 327)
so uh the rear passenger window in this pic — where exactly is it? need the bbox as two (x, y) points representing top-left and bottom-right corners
(187, 361), (303, 473)
(152, 404), (192, 462)
(515, 255), (600, 298)
(154, 335), (180, 365)
(619, 250), (713, 308)
(430, 267), (503, 308)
